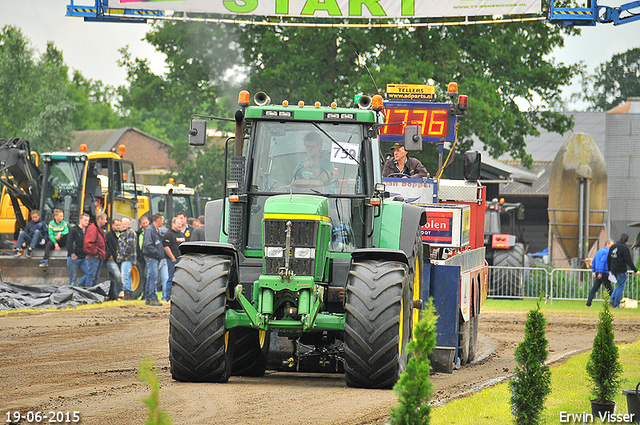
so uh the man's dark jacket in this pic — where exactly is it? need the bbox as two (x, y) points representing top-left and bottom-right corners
(607, 241), (638, 275)
(23, 219), (48, 238)
(106, 230), (120, 263)
(142, 225), (164, 261)
(67, 225), (86, 259)
(189, 226), (205, 242)
(382, 156), (429, 178)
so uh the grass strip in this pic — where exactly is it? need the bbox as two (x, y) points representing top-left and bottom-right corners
(431, 339), (640, 424)
(483, 298), (640, 318)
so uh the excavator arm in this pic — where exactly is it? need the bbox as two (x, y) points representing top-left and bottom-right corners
(0, 138), (43, 229)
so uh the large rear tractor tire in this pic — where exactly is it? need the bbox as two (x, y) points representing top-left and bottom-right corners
(232, 328), (270, 377)
(492, 242), (525, 297)
(494, 242), (525, 267)
(344, 260), (411, 389)
(169, 254), (234, 382)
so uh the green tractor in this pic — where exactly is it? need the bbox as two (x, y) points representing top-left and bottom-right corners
(169, 91), (427, 388)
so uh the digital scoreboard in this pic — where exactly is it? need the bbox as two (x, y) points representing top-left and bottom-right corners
(379, 101), (456, 143)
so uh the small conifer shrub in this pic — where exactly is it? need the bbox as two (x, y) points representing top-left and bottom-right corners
(390, 299), (438, 425)
(586, 302), (622, 404)
(510, 301), (551, 425)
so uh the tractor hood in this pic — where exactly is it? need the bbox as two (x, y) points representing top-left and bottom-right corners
(262, 194), (332, 282)
(263, 194), (330, 220)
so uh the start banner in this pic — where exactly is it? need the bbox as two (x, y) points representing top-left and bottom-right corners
(115, 0), (541, 19)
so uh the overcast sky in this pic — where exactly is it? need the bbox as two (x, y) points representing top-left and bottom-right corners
(1, 0), (639, 110)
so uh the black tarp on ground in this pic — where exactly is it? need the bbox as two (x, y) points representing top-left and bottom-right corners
(0, 281), (111, 310)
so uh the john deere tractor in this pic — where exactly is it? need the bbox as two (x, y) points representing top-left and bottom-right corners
(168, 91), (426, 389)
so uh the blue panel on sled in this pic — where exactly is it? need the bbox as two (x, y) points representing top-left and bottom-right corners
(426, 263), (460, 355)
(422, 261), (432, 302)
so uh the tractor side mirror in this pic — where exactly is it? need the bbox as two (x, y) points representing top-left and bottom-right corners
(403, 125), (422, 151)
(157, 199), (166, 215)
(189, 119), (207, 146)
(463, 151), (481, 181)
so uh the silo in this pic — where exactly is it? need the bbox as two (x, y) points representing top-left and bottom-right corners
(548, 133), (607, 263)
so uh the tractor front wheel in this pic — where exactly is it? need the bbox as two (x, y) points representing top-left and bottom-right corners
(169, 253), (234, 382)
(343, 260), (411, 389)
(232, 328), (270, 376)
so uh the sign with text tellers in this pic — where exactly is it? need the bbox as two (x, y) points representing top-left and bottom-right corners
(387, 84), (435, 101)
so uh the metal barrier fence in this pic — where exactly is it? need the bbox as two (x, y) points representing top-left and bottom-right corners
(487, 266), (640, 302)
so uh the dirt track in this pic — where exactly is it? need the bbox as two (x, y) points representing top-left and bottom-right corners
(1, 303), (639, 425)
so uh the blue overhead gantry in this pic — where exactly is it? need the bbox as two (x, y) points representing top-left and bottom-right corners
(548, 0), (640, 26)
(66, 0), (640, 26)
(66, 0), (163, 23)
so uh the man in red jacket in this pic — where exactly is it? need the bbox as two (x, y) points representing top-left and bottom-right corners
(84, 213), (108, 288)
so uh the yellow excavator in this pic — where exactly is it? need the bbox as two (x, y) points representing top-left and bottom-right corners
(0, 137), (149, 291)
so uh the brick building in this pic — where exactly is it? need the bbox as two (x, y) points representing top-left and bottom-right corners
(71, 127), (174, 185)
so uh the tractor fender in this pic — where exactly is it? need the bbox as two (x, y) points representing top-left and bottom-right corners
(179, 241), (238, 262)
(351, 248), (409, 265)
(178, 242), (240, 293)
(377, 202), (426, 257)
(399, 203), (427, 258)
(204, 199), (224, 242)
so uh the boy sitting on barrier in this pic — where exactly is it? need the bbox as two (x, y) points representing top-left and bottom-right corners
(14, 209), (48, 258)
(40, 209), (69, 267)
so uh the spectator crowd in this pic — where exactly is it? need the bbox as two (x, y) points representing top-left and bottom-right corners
(14, 210), (206, 306)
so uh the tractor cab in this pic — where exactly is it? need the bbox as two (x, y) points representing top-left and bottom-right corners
(186, 94), (386, 258)
(244, 118), (375, 253)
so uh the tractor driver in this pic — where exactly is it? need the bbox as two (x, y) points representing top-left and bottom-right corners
(292, 132), (335, 184)
(382, 142), (429, 178)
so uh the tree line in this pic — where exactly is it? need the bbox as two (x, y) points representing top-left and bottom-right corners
(1, 22), (638, 199)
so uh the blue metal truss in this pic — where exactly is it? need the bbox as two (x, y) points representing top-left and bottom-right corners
(66, 0), (164, 23)
(549, 0), (640, 26)
(66, 0), (638, 27)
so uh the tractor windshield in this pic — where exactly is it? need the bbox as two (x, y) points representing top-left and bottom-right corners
(250, 121), (363, 195)
(246, 121), (369, 253)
